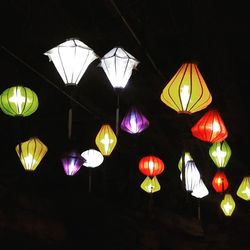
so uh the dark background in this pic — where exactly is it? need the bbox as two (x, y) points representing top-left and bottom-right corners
(0, 0), (249, 249)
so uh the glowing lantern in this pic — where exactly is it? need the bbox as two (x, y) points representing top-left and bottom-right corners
(0, 86), (38, 117)
(191, 178), (209, 198)
(44, 38), (98, 86)
(61, 151), (85, 176)
(220, 193), (236, 216)
(81, 149), (104, 168)
(95, 124), (117, 156)
(209, 140), (231, 168)
(237, 176), (250, 201)
(139, 155), (164, 177)
(191, 109), (228, 143)
(212, 170), (229, 192)
(140, 176), (161, 193)
(100, 47), (139, 89)
(160, 62), (212, 114)
(15, 137), (48, 171)
(178, 151), (193, 171)
(120, 106), (149, 134)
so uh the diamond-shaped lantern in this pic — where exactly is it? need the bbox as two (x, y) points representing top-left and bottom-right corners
(236, 176), (250, 201)
(178, 151), (193, 172)
(220, 193), (235, 216)
(212, 170), (229, 193)
(140, 176), (161, 194)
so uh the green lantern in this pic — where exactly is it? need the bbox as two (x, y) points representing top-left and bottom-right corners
(0, 86), (39, 117)
(178, 151), (193, 171)
(209, 140), (231, 168)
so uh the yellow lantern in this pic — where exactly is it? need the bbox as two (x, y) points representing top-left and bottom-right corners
(140, 176), (161, 193)
(178, 151), (193, 171)
(95, 124), (117, 156)
(160, 62), (212, 114)
(220, 193), (236, 216)
(237, 176), (250, 201)
(15, 137), (48, 171)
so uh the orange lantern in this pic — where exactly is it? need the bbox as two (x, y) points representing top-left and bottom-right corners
(191, 109), (228, 143)
(212, 170), (229, 193)
(139, 155), (164, 177)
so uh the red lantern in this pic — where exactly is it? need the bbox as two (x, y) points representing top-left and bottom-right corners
(139, 155), (164, 177)
(191, 109), (228, 143)
(212, 170), (229, 193)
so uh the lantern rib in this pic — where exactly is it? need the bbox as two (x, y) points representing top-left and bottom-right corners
(58, 47), (69, 84)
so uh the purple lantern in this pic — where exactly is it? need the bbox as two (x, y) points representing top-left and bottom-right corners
(61, 151), (85, 176)
(121, 107), (149, 134)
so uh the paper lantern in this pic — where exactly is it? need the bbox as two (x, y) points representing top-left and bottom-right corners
(81, 149), (104, 168)
(220, 193), (235, 216)
(100, 47), (139, 89)
(236, 176), (250, 201)
(95, 124), (117, 156)
(212, 170), (229, 193)
(0, 86), (38, 117)
(191, 178), (209, 198)
(140, 176), (161, 193)
(160, 62), (212, 114)
(15, 137), (48, 171)
(139, 155), (164, 177)
(191, 109), (228, 143)
(44, 38), (98, 85)
(209, 140), (231, 168)
(178, 151), (193, 171)
(120, 106), (149, 134)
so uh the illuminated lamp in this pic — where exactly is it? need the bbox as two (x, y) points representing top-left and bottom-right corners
(178, 151), (193, 171)
(0, 86), (38, 117)
(212, 170), (229, 193)
(160, 62), (212, 114)
(95, 124), (117, 156)
(15, 137), (48, 171)
(81, 149), (104, 168)
(191, 178), (209, 198)
(209, 140), (231, 168)
(191, 109), (228, 143)
(139, 155), (164, 177)
(220, 193), (235, 216)
(140, 176), (161, 193)
(236, 176), (250, 201)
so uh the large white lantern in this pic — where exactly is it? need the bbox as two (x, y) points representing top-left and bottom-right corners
(81, 149), (104, 168)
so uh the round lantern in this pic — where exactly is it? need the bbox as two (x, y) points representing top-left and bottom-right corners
(81, 149), (104, 168)
(209, 140), (231, 168)
(191, 109), (228, 143)
(236, 176), (250, 201)
(139, 155), (164, 177)
(0, 86), (39, 117)
(140, 176), (161, 193)
(220, 193), (235, 216)
(212, 170), (229, 193)
(15, 137), (48, 171)
(160, 62), (212, 114)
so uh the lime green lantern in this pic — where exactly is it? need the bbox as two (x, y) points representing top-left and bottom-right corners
(220, 193), (236, 216)
(140, 176), (161, 193)
(0, 86), (39, 117)
(15, 137), (48, 171)
(237, 176), (250, 201)
(209, 140), (231, 168)
(178, 151), (193, 171)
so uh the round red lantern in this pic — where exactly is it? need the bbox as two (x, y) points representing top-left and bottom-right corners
(212, 170), (229, 193)
(139, 155), (164, 177)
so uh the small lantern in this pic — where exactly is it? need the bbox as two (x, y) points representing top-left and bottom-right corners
(81, 149), (104, 168)
(95, 124), (117, 156)
(0, 86), (39, 117)
(61, 151), (85, 176)
(212, 170), (229, 193)
(191, 109), (228, 143)
(100, 47), (139, 89)
(220, 193), (236, 216)
(236, 176), (250, 201)
(209, 140), (231, 168)
(120, 106), (149, 134)
(191, 178), (209, 198)
(140, 176), (161, 193)
(178, 151), (193, 171)
(15, 137), (48, 171)
(160, 62), (212, 114)
(44, 38), (98, 86)
(139, 155), (164, 177)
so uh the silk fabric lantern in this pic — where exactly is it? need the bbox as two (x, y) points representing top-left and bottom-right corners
(191, 109), (228, 143)
(139, 155), (164, 177)
(220, 193), (235, 216)
(191, 178), (209, 198)
(212, 170), (229, 192)
(178, 151), (193, 171)
(15, 137), (48, 171)
(237, 176), (250, 201)
(0, 86), (38, 117)
(140, 176), (161, 193)
(160, 62), (212, 114)
(81, 149), (104, 168)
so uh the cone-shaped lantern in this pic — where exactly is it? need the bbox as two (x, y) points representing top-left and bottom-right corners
(15, 137), (48, 171)
(212, 170), (229, 193)
(81, 149), (104, 168)
(0, 86), (39, 117)
(191, 178), (209, 198)
(236, 176), (250, 201)
(95, 124), (117, 156)
(139, 155), (164, 177)
(61, 151), (85, 176)
(191, 109), (228, 143)
(160, 62), (212, 114)
(209, 140), (231, 168)
(44, 38), (98, 86)
(140, 176), (161, 193)
(121, 106), (149, 134)
(220, 193), (236, 216)
(178, 151), (193, 171)
(100, 47), (139, 89)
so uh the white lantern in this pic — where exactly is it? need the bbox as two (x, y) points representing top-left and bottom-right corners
(191, 178), (209, 198)
(81, 149), (104, 168)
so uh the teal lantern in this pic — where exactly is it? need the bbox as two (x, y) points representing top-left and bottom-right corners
(0, 86), (39, 117)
